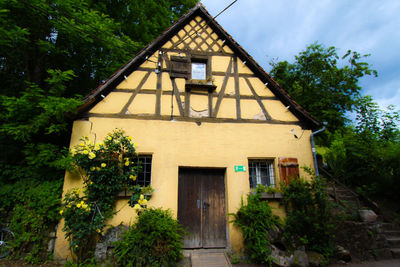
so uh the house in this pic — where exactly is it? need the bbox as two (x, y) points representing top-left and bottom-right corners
(54, 3), (320, 259)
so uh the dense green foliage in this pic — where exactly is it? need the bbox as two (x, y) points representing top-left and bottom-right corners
(0, 0), (196, 184)
(325, 97), (400, 200)
(0, 178), (62, 263)
(271, 43), (400, 202)
(231, 193), (281, 264)
(0, 0), (196, 262)
(281, 176), (335, 255)
(269, 43), (377, 132)
(114, 208), (186, 267)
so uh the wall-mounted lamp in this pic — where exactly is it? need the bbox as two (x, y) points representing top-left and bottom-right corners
(290, 129), (298, 139)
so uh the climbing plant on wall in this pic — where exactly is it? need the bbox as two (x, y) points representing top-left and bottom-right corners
(60, 129), (150, 262)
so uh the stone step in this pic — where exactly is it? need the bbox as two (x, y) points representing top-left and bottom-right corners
(387, 237), (400, 248)
(384, 230), (400, 237)
(327, 188), (354, 196)
(391, 248), (400, 259)
(381, 223), (400, 231)
(191, 251), (231, 267)
(337, 195), (359, 201)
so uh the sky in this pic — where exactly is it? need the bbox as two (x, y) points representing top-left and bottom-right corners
(201, 0), (400, 111)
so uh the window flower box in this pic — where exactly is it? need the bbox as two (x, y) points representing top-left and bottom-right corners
(250, 191), (283, 200)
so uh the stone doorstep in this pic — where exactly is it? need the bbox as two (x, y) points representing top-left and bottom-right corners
(188, 249), (231, 267)
(183, 248), (228, 257)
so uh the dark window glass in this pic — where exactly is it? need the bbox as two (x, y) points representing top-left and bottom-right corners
(248, 159), (275, 188)
(130, 155), (152, 187)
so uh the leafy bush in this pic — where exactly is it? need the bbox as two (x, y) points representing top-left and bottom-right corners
(281, 176), (335, 255)
(113, 208), (186, 267)
(0, 178), (62, 264)
(230, 193), (281, 264)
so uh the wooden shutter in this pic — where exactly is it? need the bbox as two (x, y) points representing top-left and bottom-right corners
(278, 157), (299, 184)
(169, 56), (189, 78)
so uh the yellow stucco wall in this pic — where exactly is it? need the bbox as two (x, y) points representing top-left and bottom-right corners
(54, 15), (316, 260)
(54, 118), (314, 259)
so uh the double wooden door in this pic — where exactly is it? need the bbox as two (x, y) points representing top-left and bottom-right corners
(178, 168), (226, 248)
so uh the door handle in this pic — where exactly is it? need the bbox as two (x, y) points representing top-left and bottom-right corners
(203, 200), (209, 212)
(197, 200), (200, 209)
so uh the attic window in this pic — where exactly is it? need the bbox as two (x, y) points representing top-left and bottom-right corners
(185, 56), (216, 91)
(191, 62), (206, 80)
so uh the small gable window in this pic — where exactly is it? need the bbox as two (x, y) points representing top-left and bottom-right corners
(191, 61), (206, 80)
(248, 159), (275, 188)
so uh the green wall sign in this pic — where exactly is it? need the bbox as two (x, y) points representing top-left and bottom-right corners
(234, 165), (246, 172)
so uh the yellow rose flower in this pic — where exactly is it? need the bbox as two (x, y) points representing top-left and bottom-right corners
(108, 136), (112, 140)
(88, 152), (96, 159)
(79, 142), (85, 147)
(89, 181), (93, 185)
(77, 203), (81, 208)
(59, 209), (63, 215)
(124, 161), (130, 166)
(101, 163), (106, 168)
(96, 229), (101, 233)
(83, 150), (89, 155)
(133, 204), (141, 212)
(127, 136), (132, 141)
(74, 245), (78, 248)
(90, 167), (95, 171)
(96, 167), (101, 171)
(129, 175), (136, 181)
(139, 194), (144, 200)
(138, 198), (147, 205)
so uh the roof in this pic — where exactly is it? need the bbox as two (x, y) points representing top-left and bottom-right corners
(77, 3), (321, 130)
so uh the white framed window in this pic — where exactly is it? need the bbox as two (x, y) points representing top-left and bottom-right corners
(248, 159), (275, 188)
(191, 62), (206, 80)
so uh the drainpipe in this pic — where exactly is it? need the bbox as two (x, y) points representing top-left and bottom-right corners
(310, 124), (326, 178)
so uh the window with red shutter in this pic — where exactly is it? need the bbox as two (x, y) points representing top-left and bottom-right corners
(278, 157), (299, 185)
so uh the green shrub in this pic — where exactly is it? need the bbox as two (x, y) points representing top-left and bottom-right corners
(113, 208), (186, 267)
(281, 176), (335, 255)
(0, 178), (63, 263)
(230, 193), (281, 264)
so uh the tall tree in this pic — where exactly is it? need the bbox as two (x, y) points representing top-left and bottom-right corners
(0, 0), (196, 180)
(269, 43), (377, 131)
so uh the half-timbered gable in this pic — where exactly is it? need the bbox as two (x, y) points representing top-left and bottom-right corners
(55, 3), (320, 260)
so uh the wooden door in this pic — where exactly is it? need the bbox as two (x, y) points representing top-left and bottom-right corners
(178, 168), (226, 248)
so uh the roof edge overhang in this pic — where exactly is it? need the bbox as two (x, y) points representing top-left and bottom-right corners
(76, 3), (321, 130)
